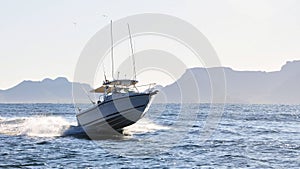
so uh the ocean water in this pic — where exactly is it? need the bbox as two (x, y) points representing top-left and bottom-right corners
(0, 103), (299, 168)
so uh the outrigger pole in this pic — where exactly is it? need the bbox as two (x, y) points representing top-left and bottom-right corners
(127, 23), (137, 80)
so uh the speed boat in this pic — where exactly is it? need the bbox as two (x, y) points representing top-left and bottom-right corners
(74, 21), (158, 138)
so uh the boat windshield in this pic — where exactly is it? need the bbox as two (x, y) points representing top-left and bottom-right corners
(113, 87), (136, 94)
(103, 79), (138, 86)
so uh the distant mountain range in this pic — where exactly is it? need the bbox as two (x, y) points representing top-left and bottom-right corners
(0, 61), (299, 104)
(155, 60), (300, 104)
(0, 77), (93, 103)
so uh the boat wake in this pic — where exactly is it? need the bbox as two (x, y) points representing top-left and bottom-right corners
(0, 115), (169, 139)
(0, 116), (75, 138)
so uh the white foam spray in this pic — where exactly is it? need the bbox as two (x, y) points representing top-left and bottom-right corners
(0, 115), (169, 138)
(0, 116), (75, 137)
(123, 118), (170, 134)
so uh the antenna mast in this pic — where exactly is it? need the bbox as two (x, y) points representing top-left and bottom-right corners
(110, 20), (115, 80)
(127, 23), (136, 80)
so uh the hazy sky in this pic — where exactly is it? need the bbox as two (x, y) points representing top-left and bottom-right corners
(1, 0), (300, 89)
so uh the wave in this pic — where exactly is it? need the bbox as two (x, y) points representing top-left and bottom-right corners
(0, 116), (75, 137)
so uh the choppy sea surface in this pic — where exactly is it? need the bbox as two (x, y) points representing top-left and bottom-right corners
(0, 103), (299, 168)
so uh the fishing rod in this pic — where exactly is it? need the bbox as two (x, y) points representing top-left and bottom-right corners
(110, 20), (115, 80)
(80, 84), (95, 105)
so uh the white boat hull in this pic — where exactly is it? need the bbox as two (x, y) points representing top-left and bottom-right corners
(76, 93), (153, 136)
